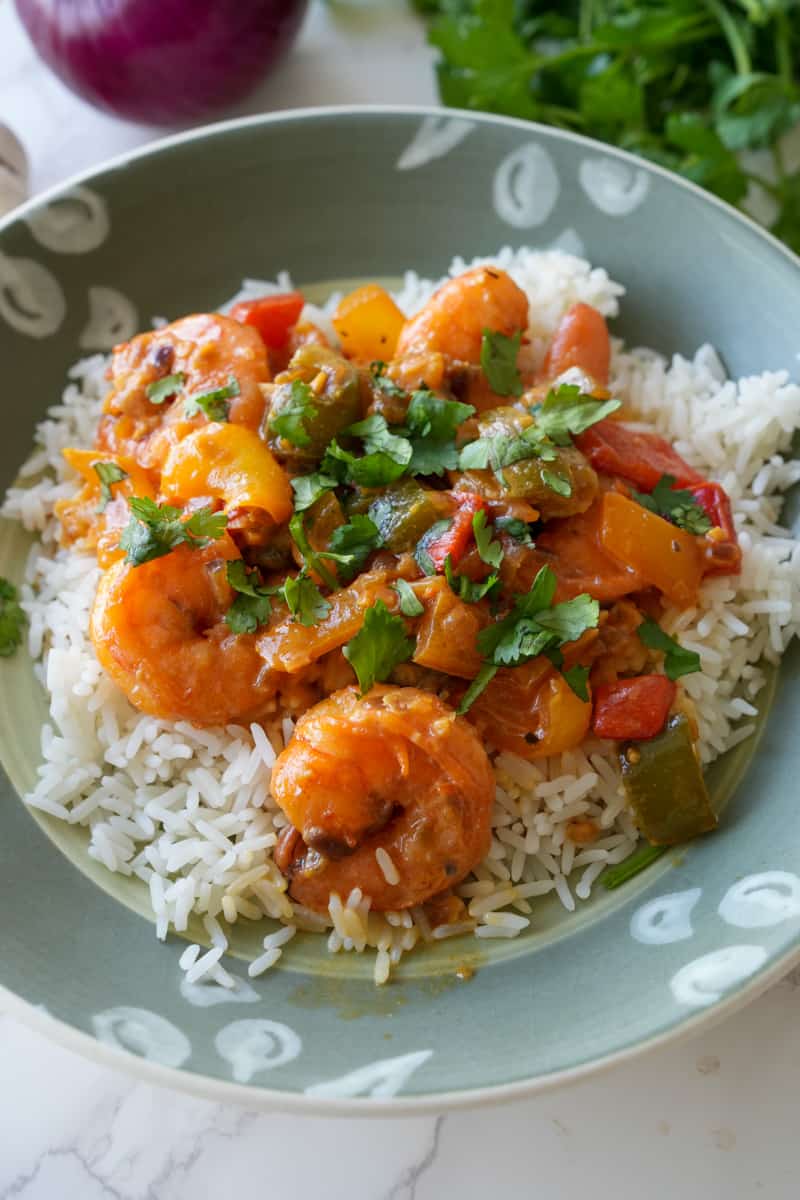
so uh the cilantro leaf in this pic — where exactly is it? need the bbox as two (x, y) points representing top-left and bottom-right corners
(343, 599), (414, 694)
(0, 577), (26, 657)
(495, 516), (533, 546)
(291, 472), (338, 513)
(631, 475), (712, 535)
(534, 384), (621, 445)
(184, 375), (240, 422)
(370, 361), (407, 399)
(93, 461), (128, 512)
(269, 379), (318, 448)
(472, 509), (503, 569)
(481, 329), (523, 397)
(540, 469), (572, 497)
(119, 497), (226, 566)
(224, 561), (278, 634)
(457, 663), (499, 715)
(637, 618), (702, 681)
(405, 390), (474, 441)
(327, 515), (384, 583)
(393, 579), (424, 617)
(288, 512), (339, 590)
(323, 414), (412, 488)
(562, 664), (591, 703)
(283, 573), (331, 627)
(459, 422), (556, 480)
(444, 555), (501, 604)
(146, 373), (185, 405)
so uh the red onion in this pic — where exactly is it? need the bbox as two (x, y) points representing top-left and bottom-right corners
(14, 0), (309, 125)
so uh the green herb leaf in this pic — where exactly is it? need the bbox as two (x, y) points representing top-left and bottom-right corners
(637, 618), (702, 681)
(224, 560), (278, 634)
(631, 474), (712, 535)
(562, 664), (591, 702)
(327, 515), (384, 583)
(283, 573), (331, 627)
(480, 329), (523, 397)
(119, 497), (226, 566)
(146, 373), (185, 405)
(494, 516), (533, 546)
(601, 844), (667, 890)
(472, 509), (503, 569)
(288, 512), (339, 590)
(269, 379), (318, 448)
(0, 577), (26, 657)
(93, 461), (128, 512)
(534, 384), (621, 445)
(343, 599), (414, 694)
(370, 361), (407, 399)
(393, 578), (424, 617)
(291, 472), (338, 513)
(405, 390), (474, 441)
(540, 468), (572, 497)
(323, 414), (413, 488)
(184, 375), (240, 422)
(458, 422), (556, 480)
(457, 662), (499, 715)
(444, 555), (501, 604)
(475, 566), (599, 672)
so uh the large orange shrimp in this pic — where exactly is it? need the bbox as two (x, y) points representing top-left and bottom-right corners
(270, 685), (495, 912)
(90, 535), (280, 725)
(96, 313), (271, 474)
(395, 266), (529, 363)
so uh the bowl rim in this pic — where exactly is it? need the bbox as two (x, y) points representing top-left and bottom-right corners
(2, 102), (800, 1114)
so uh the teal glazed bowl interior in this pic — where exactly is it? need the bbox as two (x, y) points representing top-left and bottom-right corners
(2, 107), (800, 1113)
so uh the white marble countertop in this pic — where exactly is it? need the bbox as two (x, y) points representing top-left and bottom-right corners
(2, 2), (799, 1196)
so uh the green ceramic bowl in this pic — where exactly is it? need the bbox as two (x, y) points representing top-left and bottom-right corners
(2, 107), (800, 1114)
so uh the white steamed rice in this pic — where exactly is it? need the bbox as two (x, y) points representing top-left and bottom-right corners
(4, 246), (800, 987)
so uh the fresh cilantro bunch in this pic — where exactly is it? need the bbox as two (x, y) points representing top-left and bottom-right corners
(413, 0), (800, 253)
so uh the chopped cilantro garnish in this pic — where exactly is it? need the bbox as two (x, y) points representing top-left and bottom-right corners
(601, 844), (667, 890)
(495, 516), (533, 546)
(472, 509), (503, 569)
(269, 379), (318, 448)
(327, 515), (384, 583)
(146, 373), (185, 405)
(119, 497), (227, 567)
(184, 375), (240, 421)
(283, 573), (331, 627)
(457, 663), (499, 715)
(562, 664), (591, 702)
(637, 618), (702, 681)
(370, 361), (407, 399)
(93, 461), (128, 512)
(224, 561), (279, 634)
(291, 472), (338, 513)
(444, 555), (501, 604)
(0, 577), (26, 657)
(631, 474), (712, 535)
(323, 414), (412, 488)
(481, 329), (523, 397)
(533, 384), (621, 445)
(459, 421), (556, 481)
(459, 567), (600, 712)
(540, 468), (572, 497)
(343, 599), (414, 694)
(404, 389), (474, 476)
(288, 512), (339, 590)
(393, 578), (424, 617)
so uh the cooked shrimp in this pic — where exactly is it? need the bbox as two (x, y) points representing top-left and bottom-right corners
(540, 302), (611, 386)
(90, 535), (279, 724)
(96, 314), (271, 473)
(395, 266), (529, 363)
(270, 685), (494, 912)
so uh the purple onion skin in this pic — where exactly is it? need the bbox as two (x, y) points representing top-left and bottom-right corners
(14, 0), (309, 125)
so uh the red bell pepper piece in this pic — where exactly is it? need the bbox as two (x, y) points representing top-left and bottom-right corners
(592, 675), (677, 741)
(575, 420), (704, 491)
(229, 292), (305, 350)
(427, 493), (486, 572)
(690, 481), (742, 577)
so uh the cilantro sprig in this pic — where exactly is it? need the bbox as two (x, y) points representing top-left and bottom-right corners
(184, 376), (239, 422)
(637, 618), (701, 681)
(224, 561), (281, 634)
(458, 566), (600, 713)
(0, 577), (26, 657)
(119, 498), (227, 567)
(146, 373), (184, 405)
(93, 461), (128, 512)
(481, 329), (523, 397)
(269, 379), (318, 448)
(323, 414), (412, 488)
(533, 384), (621, 445)
(631, 475), (712, 535)
(343, 599), (414, 694)
(327, 516), (384, 583)
(393, 579), (424, 617)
